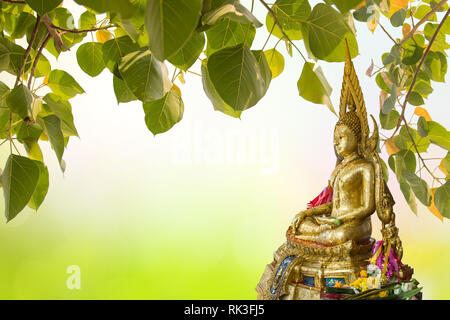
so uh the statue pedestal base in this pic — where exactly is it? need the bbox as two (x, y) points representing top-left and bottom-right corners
(256, 227), (375, 300)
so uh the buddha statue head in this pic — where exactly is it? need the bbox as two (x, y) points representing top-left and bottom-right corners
(334, 108), (362, 158)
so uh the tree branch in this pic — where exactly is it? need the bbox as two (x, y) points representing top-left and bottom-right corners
(28, 33), (51, 89)
(0, 0), (26, 4)
(399, 0), (448, 46)
(15, 15), (41, 87)
(51, 24), (116, 34)
(258, 0), (308, 62)
(42, 14), (70, 52)
(389, 8), (450, 139)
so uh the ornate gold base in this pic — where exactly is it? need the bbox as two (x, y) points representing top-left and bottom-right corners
(256, 228), (375, 300)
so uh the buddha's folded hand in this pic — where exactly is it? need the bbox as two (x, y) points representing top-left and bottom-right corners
(291, 211), (307, 232)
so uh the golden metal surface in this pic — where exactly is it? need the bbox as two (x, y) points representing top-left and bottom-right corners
(256, 41), (403, 300)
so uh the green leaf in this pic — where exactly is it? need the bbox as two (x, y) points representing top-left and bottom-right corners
(25, 0), (62, 15)
(10, 12), (35, 39)
(2, 154), (40, 222)
(403, 170), (432, 206)
(206, 19), (256, 56)
(401, 40), (423, 65)
(414, 5), (437, 21)
(331, 0), (364, 13)
(201, 62), (241, 118)
(380, 109), (399, 130)
(395, 126), (430, 153)
(40, 115), (65, 170)
(303, 3), (355, 60)
(263, 48), (285, 79)
(143, 88), (184, 135)
(408, 91), (424, 106)
(252, 50), (272, 95)
(145, 0), (203, 61)
(28, 161), (49, 211)
(79, 10), (96, 30)
(412, 80), (433, 97)
(0, 38), (32, 76)
(102, 36), (140, 73)
(207, 44), (266, 111)
(6, 84), (32, 119)
(388, 149), (416, 177)
(382, 84), (397, 114)
(400, 181), (418, 214)
(34, 53), (51, 78)
(43, 93), (78, 137)
(16, 121), (43, 142)
(390, 8), (406, 27)
(265, 0), (311, 40)
(118, 49), (170, 102)
(113, 75), (137, 104)
(47, 70), (85, 100)
(427, 121), (450, 150)
(434, 181), (450, 218)
(424, 23), (450, 51)
(424, 51), (447, 82)
(202, 0), (262, 27)
(297, 62), (334, 114)
(74, 0), (137, 19)
(76, 42), (105, 77)
(0, 43), (10, 71)
(168, 32), (205, 71)
(417, 116), (429, 137)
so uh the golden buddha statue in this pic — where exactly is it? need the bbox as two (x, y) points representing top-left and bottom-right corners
(256, 41), (405, 300)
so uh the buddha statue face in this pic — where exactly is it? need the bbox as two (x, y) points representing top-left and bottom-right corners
(334, 124), (358, 157)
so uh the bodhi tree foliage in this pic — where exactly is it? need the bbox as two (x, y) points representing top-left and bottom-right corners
(0, 0), (449, 222)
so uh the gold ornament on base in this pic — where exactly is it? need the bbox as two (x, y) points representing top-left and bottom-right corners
(256, 41), (419, 300)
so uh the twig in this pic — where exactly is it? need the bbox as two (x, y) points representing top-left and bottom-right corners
(0, 0), (26, 4)
(15, 15), (41, 86)
(28, 33), (51, 88)
(379, 23), (397, 44)
(50, 24), (115, 34)
(42, 14), (70, 51)
(389, 8), (450, 139)
(399, 0), (448, 46)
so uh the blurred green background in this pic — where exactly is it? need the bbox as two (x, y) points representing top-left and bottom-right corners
(0, 1), (449, 299)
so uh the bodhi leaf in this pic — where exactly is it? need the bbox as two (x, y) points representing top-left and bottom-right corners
(394, 126), (430, 153)
(168, 32), (205, 71)
(0, 38), (32, 76)
(43, 93), (78, 137)
(252, 50), (272, 96)
(76, 42), (106, 77)
(427, 121), (450, 150)
(40, 115), (65, 171)
(25, 0), (62, 16)
(297, 62), (334, 114)
(102, 36), (139, 72)
(206, 19), (256, 56)
(400, 181), (418, 214)
(403, 170), (432, 206)
(143, 88), (184, 135)
(145, 0), (203, 61)
(201, 62), (242, 118)
(302, 3), (357, 61)
(113, 75), (137, 104)
(118, 49), (170, 102)
(74, 0), (137, 19)
(424, 51), (447, 83)
(207, 44), (266, 112)
(47, 70), (85, 100)
(380, 109), (400, 130)
(331, 0), (364, 13)
(434, 181), (450, 218)
(265, 0), (311, 40)
(2, 154), (40, 222)
(388, 149), (416, 177)
(28, 161), (49, 211)
(202, 1), (262, 27)
(79, 11), (96, 30)
(6, 84), (32, 119)
(34, 53), (51, 78)
(263, 48), (285, 79)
